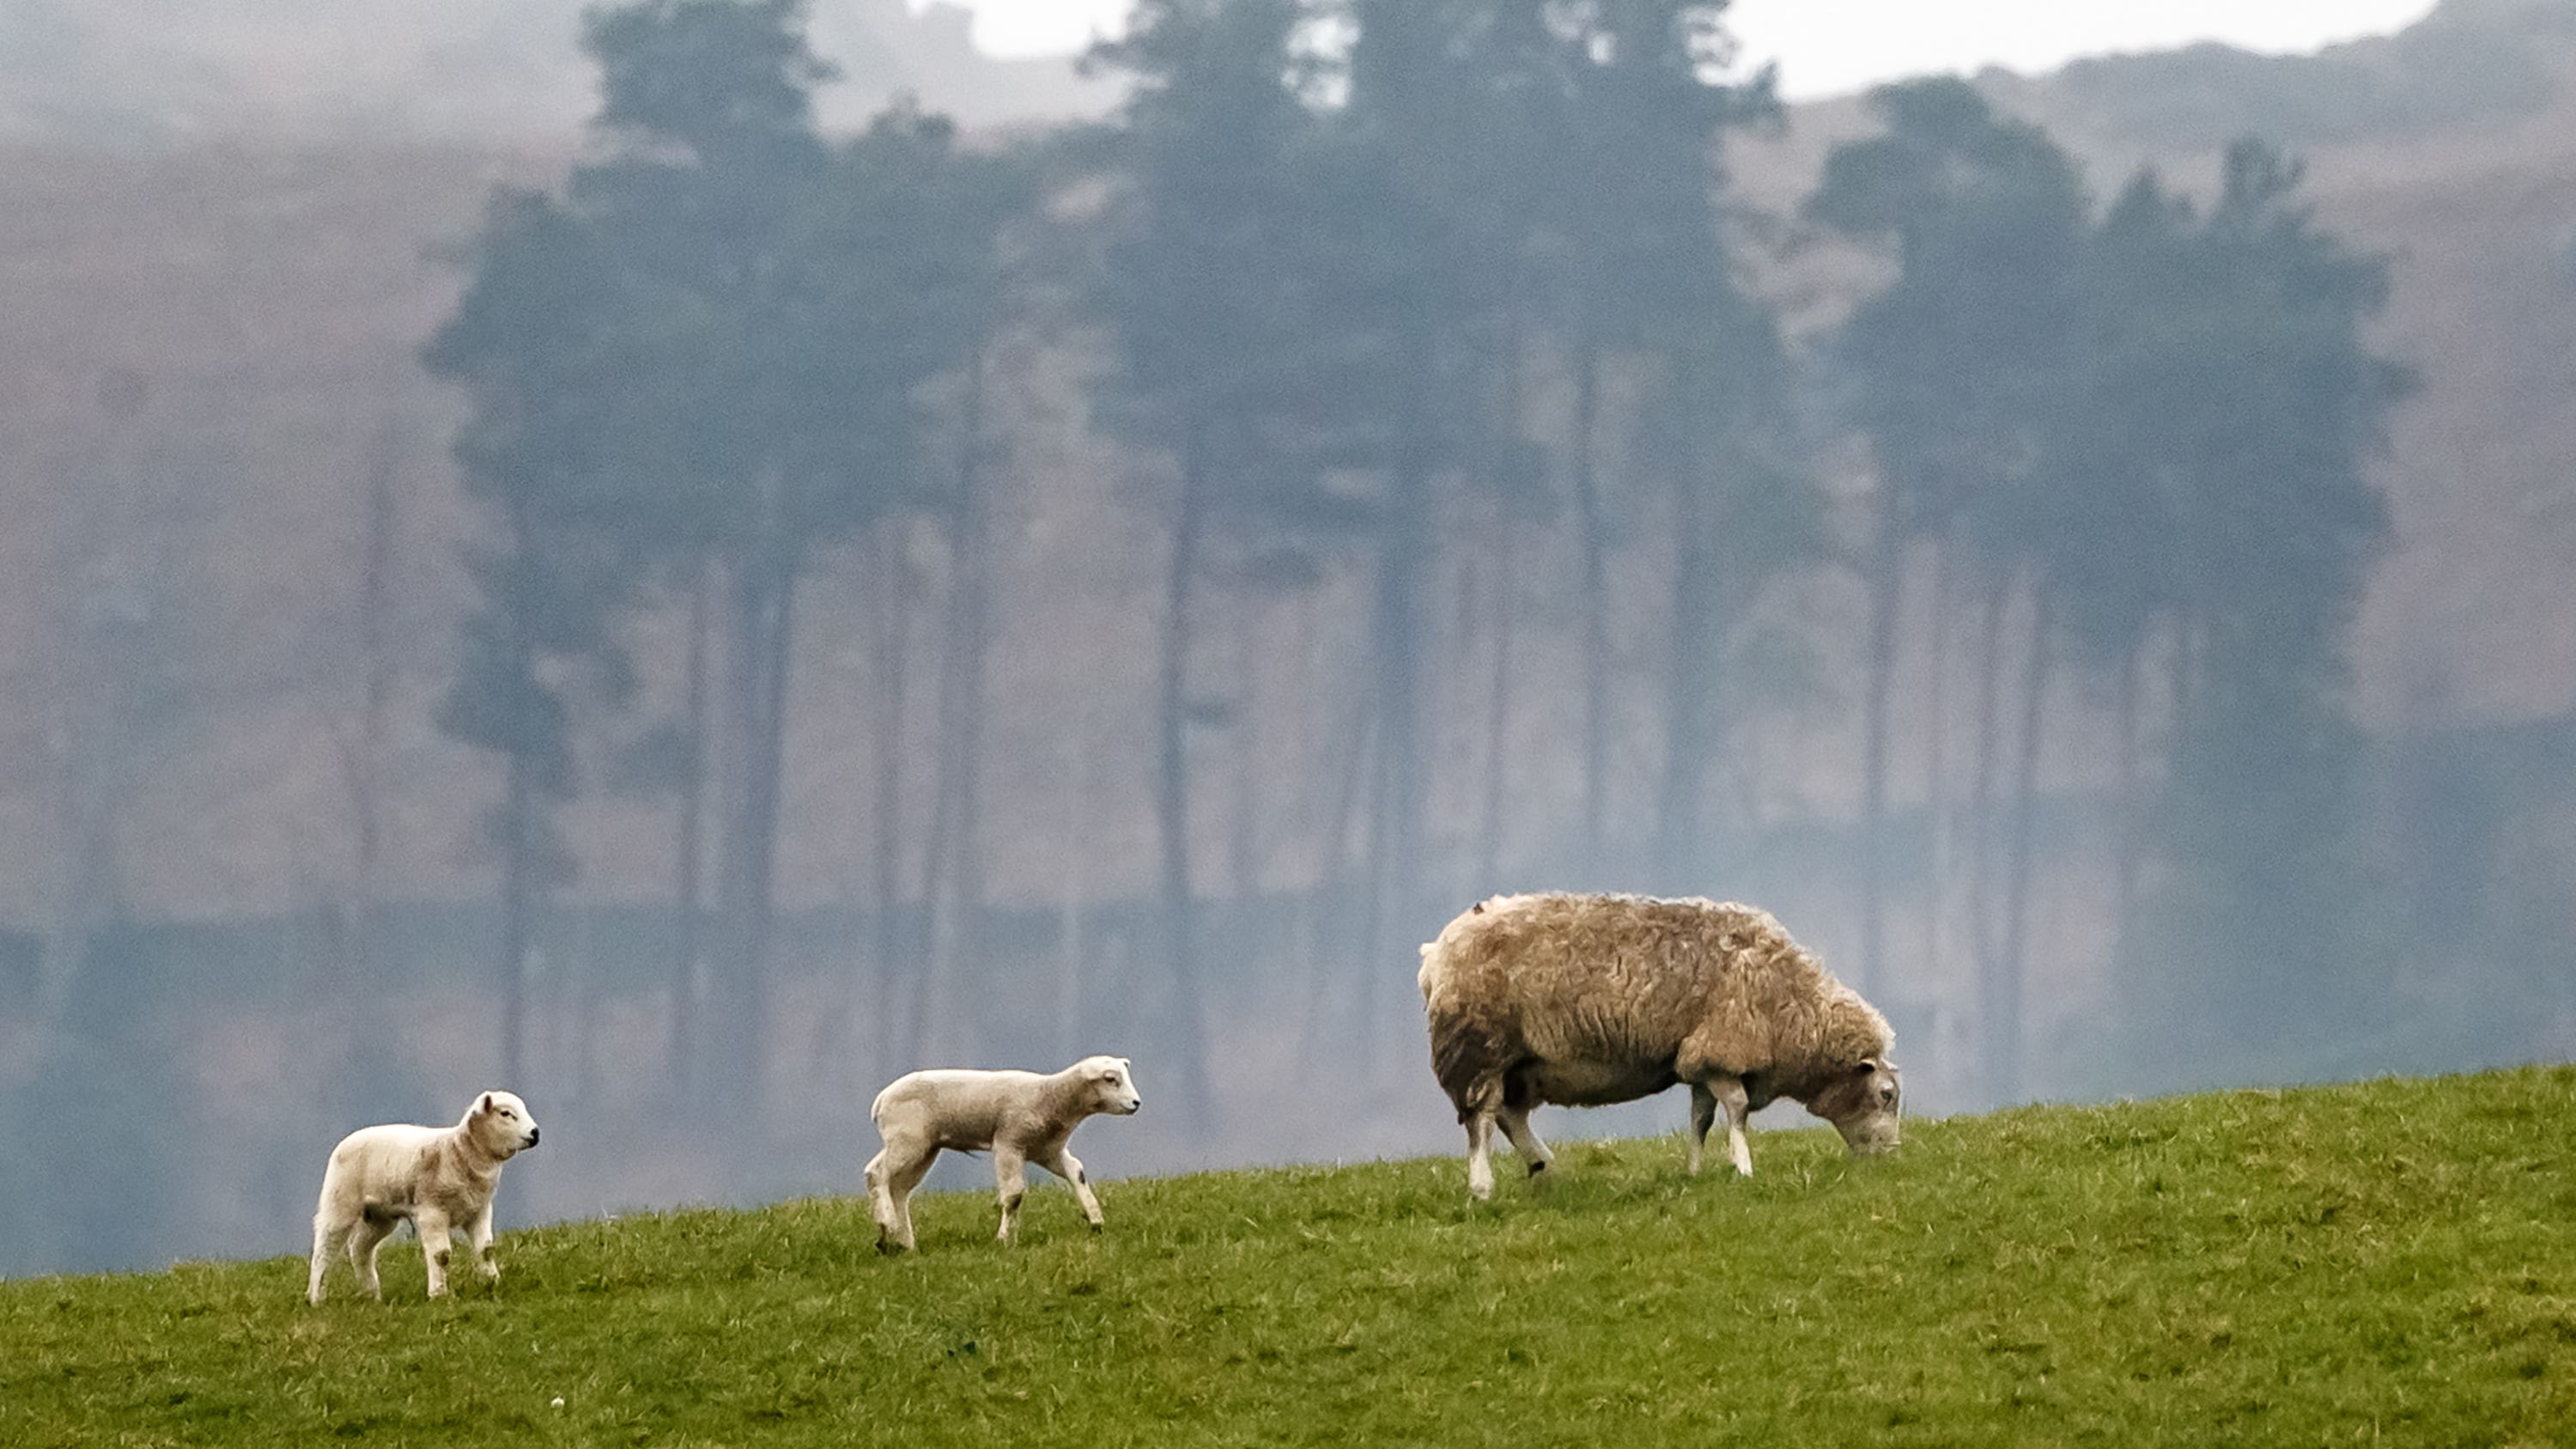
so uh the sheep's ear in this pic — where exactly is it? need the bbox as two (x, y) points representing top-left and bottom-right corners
(477, 1092), (495, 1114)
(1856, 1060), (1877, 1075)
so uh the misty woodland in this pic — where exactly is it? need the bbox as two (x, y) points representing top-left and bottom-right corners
(5, 0), (2573, 1278)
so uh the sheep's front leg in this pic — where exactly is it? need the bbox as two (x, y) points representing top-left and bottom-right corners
(416, 1209), (455, 1299)
(1042, 1148), (1105, 1231)
(468, 1200), (500, 1284)
(992, 1147), (1028, 1244)
(1463, 1112), (1498, 1201)
(1686, 1083), (1717, 1175)
(1496, 1105), (1555, 1181)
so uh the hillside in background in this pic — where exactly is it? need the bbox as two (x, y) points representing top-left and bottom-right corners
(2, 0), (2575, 1276)
(0, 0), (1116, 143)
(4, 1068), (2572, 1446)
(0, 0), (2567, 922)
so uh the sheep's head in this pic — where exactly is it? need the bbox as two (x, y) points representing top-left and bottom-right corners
(1076, 1056), (1143, 1116)
(465, 1090), (542, 1157)
(1807, 1058), (1900, 1155)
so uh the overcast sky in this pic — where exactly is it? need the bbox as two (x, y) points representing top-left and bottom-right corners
(917, 0), (2445, 98)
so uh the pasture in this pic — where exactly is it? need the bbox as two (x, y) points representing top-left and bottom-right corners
(3, 1066), (2571, 1446)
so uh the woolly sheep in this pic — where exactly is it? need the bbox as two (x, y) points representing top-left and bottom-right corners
(307, 1090), (541, 1304)
(1418, 893), (1901, 1199)
(864, 1056), (1142, 1251)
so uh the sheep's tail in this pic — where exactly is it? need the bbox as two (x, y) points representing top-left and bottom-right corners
(1419, 919), (1516, 1123)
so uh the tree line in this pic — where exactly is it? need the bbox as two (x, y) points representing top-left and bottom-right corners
(425, 0), (2409, 1117)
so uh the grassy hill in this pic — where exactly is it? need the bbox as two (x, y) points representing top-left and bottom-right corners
(3, 1066), (2571, 1446)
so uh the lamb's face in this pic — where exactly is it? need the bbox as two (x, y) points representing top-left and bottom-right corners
(1809, 1059), (1901, 1155)
(1080, 1056), (1143, 1116)
(467, 1091), (543, 1157)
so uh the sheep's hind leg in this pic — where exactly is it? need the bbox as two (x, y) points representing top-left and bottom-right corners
(349, 1213), (399, 1300)
(867, 1144), (934, 1253)
(1041, 1148), (1105, 1231)
(1686, 1083), (1717, 1175)
(992, 1147), (1028, 1244)
(1495, 1105), (1555, 1182)
(307, 1214), (345, 1306)
(1463, 1112), (1498, 1202)
(1715, 1077), (1753, 1178)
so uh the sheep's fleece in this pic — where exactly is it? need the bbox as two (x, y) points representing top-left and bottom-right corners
(1419, 892), (1900, 1196)
(307, 1090), (541, 1304)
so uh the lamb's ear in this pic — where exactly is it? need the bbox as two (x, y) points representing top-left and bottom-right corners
(477, 1092), (495, 1115)
(1856, 1060), (1877, 1075)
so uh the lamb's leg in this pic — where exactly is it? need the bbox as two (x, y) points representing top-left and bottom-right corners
(1686, 1083), (1717, 1175)
(467, 1200), (500, 1284)
(307, 1213), (344, 1306)
(350, 1216), (397, 1300)
(867, 1142), (935, 1253)
(416, 1209), (454, 1299)
(992, 1147), (1028, 1244)
(1495, 1105), (1555, 1180)
(1041, 1148), (1105, 1231)
(1463, 1112), (1498, 1202)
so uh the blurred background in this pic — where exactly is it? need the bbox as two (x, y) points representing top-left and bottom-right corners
(2, 0), (2572, 1276)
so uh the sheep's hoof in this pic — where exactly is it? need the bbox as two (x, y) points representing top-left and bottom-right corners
(1088, 1221), (1104, 1234)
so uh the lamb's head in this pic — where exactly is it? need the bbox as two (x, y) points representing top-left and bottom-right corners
(1806, 1058), (1901, 1156)
(464, 1090), (542, 1157)
(1072, 1056), (1143, 1117)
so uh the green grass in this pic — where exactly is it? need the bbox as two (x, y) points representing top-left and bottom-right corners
(5, 1067), (2574, 1447)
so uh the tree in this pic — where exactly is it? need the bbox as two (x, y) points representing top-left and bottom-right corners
(1809, 79), (2087, 1073)
(423, 189), (643, 1087)
(2099, 141), (2409, 1073)
(1088, 0), (1362, 1108)
(428, 0), (1019, 1111)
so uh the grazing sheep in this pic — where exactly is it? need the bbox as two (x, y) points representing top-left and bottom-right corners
(1419, 893), (1901, 1199)
(865, 1056), (1142, 1251)
(307, 1091), (541, 1304)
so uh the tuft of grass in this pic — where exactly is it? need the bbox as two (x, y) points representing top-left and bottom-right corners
(4, 1066), (2573, 1446)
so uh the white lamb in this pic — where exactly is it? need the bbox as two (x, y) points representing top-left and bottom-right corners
(864, 1056), (1142, 1251)
(306, 1090), (541, 1304)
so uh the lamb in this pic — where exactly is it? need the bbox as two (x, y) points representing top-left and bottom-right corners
(307, 1090), (541, 1304)
(1418, 893), (1901, 1199)
(864, 1056), (1142, 1251)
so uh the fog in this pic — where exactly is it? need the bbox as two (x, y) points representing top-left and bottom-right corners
(3, 0), (2573, 1279)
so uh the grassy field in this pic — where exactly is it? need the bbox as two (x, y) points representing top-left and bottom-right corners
(3, 1067), (2572, 1447)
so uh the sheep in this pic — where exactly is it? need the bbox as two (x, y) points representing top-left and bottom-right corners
(863, 1056), (1142, 1251)
(307, 1090), (541, 1304)
(1418, 892), (1901, 1199)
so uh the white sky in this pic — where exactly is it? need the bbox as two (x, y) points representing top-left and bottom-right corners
(915, 0), (2445, 98)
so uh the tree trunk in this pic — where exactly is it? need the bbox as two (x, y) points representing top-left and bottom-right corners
(1965, 577), (2010, 1023)
(1990, 583), (2055, 1106)
(1157, 428), (1216, 1126)
(1853, 490), (1907, 998)
(1226, 588), (1264, 903)
(2111, 637), (2146, 979)
(1363, 348), (1437, 1065)
(346, 417), (400, 993)
(670, 560), (714, 1094)
(1570, 333), (1610, 862)
(708, 470), (797, 1117)
(869, 523), (914, 1063)
(1654, 454), (1722, 880)
(1478, 502), (1516, 890)
(497, 746), (535, 1090)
